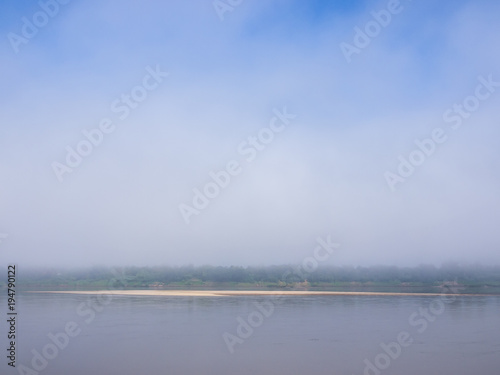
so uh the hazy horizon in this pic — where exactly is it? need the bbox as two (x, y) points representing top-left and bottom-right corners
(1, 0), (500, 269)
(10, 260), (500, 270)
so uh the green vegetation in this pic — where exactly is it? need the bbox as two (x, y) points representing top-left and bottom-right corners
(7, 264), (500, 293)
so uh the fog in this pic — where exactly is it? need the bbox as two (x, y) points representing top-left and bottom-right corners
(1, 0), (499, 268)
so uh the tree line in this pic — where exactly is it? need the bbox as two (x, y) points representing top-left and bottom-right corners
(10, 263), (500, 288)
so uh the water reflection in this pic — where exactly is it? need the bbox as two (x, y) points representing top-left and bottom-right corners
(3, 293), (499, 375)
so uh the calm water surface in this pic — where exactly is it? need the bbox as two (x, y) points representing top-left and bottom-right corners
(3, 293), (500, 374)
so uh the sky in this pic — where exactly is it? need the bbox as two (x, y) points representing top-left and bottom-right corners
(1, 0), (499, 268)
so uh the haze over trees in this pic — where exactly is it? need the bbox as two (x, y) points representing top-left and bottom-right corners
(10, 263), (500, 289)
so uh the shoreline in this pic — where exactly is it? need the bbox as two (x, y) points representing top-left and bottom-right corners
(27, 290), (495, 297)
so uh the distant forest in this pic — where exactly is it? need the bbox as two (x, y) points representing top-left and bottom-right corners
(9, 263), (500, 289)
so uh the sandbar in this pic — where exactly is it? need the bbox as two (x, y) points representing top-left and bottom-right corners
(29, 290), (471, 297)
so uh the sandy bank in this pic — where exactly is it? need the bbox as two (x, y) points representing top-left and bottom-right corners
(29, 290), (467, 297)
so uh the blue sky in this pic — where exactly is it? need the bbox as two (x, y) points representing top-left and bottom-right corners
(1, 0), (499, 267)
